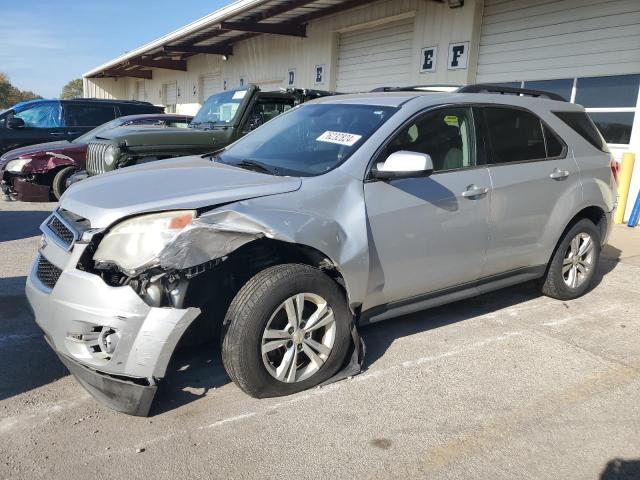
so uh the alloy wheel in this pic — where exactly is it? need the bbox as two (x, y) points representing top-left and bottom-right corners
(261, 293), (336, 383)
(562, 232), (595, 289)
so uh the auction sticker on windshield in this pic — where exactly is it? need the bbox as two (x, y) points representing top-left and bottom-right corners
(316, 131), (362, 146)
(232, 90), (247, 100)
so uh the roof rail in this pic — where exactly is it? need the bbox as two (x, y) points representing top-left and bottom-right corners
(64, 98), (154, 105)
(371, 85), (461, 93)
(457, 83), (566, 102)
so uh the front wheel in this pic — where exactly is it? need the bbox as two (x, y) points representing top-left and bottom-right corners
(222, 264), (351, 398)
(540, 218), (601, 300)
(52, 166), (78, 200)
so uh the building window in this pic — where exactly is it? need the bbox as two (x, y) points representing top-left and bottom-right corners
(512, 74), (640, 146)
(523, 79), (573, 102)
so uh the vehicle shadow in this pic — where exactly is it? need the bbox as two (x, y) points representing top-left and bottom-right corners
(0, 210), (51, 241)
(0, 276), (68, 401)
(600, 458), (640, 480)
(151, 342), (230, 415)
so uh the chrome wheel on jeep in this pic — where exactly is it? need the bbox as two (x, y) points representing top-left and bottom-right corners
(261, 293), (336, 383)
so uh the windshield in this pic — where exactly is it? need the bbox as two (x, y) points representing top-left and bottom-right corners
(191, 89), (247, 126)
(73, 117), (125, 143)
(218, 103), (396, 176)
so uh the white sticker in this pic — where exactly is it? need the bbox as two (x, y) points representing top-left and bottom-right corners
(232, 90), (247, 100)
(316, 131), (362, 146)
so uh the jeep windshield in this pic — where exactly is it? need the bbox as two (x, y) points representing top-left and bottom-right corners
(217, 103), (396, 176)
(191, 89), (247, 128)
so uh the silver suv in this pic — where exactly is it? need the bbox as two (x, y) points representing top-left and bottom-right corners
(26, 85), (617, 416)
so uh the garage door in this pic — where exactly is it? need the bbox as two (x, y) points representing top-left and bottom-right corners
(477, 0), (640, 82)
(136, 81), (145, 101)
(336, 18), (414, 92)
(201, 74), (222, 103)
(163, 82), (177, 112)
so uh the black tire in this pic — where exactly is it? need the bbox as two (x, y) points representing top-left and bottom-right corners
(52, 166), (78, 200)
(222, 264), (351, 398)
(541, 218), (601, 300)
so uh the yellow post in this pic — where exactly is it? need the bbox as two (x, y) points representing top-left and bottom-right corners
(615, 152), (636, 224)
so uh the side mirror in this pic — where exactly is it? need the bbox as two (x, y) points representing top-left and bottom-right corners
(371, 150), (434, 180)
(7, 117), (25, 129)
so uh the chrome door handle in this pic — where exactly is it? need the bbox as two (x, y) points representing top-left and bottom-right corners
(49, 132), (65, 136)
(461, 185), (489, 198)
(66, 131), (81, 135)
(549, 168), (570, 180)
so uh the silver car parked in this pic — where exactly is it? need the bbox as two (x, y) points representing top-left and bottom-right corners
(26, 85), (617, 416)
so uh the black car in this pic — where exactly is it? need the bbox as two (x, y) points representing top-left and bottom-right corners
(0, 98), (164, 155)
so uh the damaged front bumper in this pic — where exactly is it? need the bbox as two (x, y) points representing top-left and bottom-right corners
(26, 233), (201, 416)
(1, 173), (51, 202)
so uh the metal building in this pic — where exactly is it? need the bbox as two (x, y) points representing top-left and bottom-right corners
(84, 0), (640, 215)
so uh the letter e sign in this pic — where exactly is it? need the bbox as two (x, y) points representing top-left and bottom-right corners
(420, 46), (437, 73)
(447, 41), (469, 70)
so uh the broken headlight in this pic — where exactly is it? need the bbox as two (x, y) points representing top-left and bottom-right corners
(5, 158), (31, 173)
(93, 210), (196, 275)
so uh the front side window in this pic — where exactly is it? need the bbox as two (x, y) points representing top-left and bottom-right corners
(382, 107), (475, 172)
(14, 102), (62, 128)
(484, 107), (546, 163)
(64, 104), (116, 127)
(192, 89), (247, 126)
(218, 103), (396, 176)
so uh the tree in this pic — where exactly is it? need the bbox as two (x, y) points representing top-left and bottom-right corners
(60, 79), (84, 100)
(0, 72), (41, 109)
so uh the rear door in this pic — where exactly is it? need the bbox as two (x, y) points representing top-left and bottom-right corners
(478, 105), (581, 276)
(364, 106), (491, 309)
(62, 103), (117, 140)
(0, 101), (66, 153)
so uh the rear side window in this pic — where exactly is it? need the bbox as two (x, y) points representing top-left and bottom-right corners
(64, 104), (116, 127)
(483, 107), (546, 163)
(553, 111), (607, 152)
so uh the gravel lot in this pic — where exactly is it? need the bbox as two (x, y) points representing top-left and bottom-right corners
(1, 199), (639, 480)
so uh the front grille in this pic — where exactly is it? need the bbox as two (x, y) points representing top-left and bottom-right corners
(36, 256), (62, 289)
(86, 142), (110, 175)
(46, 215), (75, 247)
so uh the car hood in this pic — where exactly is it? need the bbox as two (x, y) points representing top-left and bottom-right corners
(93, 125), (226, 147)
(60, 156), (302, 228)
(0, 141), (71, 164)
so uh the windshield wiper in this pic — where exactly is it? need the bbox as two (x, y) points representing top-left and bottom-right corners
(234, 159), (279, 176)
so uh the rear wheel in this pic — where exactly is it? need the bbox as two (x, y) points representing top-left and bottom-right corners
(222, 264), (351, 398)
(541, 219), (601, 300)
(52, 166), (78, 200)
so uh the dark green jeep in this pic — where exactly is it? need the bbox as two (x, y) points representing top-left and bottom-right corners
(84, 85), (336, 176)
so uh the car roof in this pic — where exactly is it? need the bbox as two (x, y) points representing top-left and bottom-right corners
(117, 113), (193, 122)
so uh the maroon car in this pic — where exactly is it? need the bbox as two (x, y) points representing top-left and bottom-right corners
(0, 113), (192, 201)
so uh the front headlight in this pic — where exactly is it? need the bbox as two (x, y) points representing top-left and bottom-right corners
(93, 210), (196, 275)
(103, 145), (119, 166)
(5, 158), (31, 173)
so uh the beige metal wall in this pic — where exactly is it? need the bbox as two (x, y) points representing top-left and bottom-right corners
(84, 0), (482, 114)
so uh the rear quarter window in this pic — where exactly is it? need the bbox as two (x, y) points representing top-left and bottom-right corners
(553, 111), (608, 152)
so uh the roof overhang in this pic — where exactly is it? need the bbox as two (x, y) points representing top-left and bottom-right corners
(84, 0), (379, 79)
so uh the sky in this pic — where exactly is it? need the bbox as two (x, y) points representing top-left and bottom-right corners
(0, 0), (234, 98)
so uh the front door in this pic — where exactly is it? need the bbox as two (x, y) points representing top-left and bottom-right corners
(1, 102), (67, 153)
(363, 107), (491, 310)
